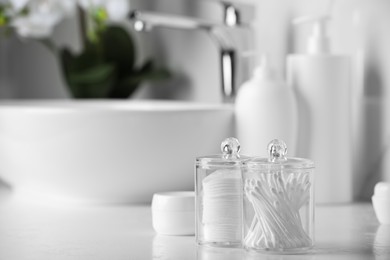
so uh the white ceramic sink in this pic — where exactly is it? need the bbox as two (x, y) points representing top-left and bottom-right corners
(0, 100), (234, 204)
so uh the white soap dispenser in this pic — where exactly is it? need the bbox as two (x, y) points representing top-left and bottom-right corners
(287, 15), (353, 203)
(236, 56), (297, 157)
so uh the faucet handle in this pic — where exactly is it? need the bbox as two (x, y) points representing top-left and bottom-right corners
(222, 2), (241, 26)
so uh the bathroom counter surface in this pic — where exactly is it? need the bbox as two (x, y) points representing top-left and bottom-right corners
(0, 196), (388, 260)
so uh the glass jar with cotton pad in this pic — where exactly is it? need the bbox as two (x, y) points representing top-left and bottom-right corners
(243, 139), (315, 253)
(195, 137), (249, 247)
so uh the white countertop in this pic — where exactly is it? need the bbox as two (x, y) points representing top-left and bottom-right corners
(0, 193), (389, 260)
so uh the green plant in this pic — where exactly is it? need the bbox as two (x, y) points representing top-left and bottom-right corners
(61, 7), (170, 98)
(0, 0), (170, 99)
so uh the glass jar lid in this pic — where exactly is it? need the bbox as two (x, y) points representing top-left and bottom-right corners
(196, 137), (250, 167)
(245, 139), (314, 170)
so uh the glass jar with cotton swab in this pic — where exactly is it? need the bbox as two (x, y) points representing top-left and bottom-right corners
(242, 139), (315, 253)
(195, 137), (249, 247)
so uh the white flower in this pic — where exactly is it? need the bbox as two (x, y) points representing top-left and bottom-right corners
(77, 0), (105, 10)
(12, 12), (58, 38)
(105, 0), (129, 22)
(1, 0), (30, 12)
(78, 0), (130, 22)
(11, 0), (77, 38)
(28, 0), (76, 17)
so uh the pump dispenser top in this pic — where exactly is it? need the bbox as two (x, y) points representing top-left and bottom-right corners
(293, 15), (331, 54)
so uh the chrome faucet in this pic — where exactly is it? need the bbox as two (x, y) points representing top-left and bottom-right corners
(128, 3), (249, 103)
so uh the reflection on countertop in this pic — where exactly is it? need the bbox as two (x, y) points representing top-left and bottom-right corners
(374, 225), (390, 260)
(0, 194), (388, 260)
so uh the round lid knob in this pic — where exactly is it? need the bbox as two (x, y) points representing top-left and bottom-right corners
(268, 139), (287, 162)
(221, 137), (241, 159)
(196, 137), (248, 167)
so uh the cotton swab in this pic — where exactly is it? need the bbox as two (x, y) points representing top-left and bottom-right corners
(244, 171), (312, 250)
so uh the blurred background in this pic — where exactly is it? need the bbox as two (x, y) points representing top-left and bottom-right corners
(1, 0), (390, 202)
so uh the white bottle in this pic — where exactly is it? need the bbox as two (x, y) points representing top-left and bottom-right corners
(287, 15), (353, 203)
(235, 56), (297, 157)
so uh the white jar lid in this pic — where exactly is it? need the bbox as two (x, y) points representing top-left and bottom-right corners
(373, 182), (390, 198)
(372, 182), (390, 225)
(152, 191), (194, 212)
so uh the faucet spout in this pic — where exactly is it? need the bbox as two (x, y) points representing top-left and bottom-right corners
(221, 49), (236, 102)
(129, 11), (216, 31)
(129, 10), (243, 103)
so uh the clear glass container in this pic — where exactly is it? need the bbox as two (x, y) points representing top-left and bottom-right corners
(195, 137), (249, 247)
(243, 139), (315, 253)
